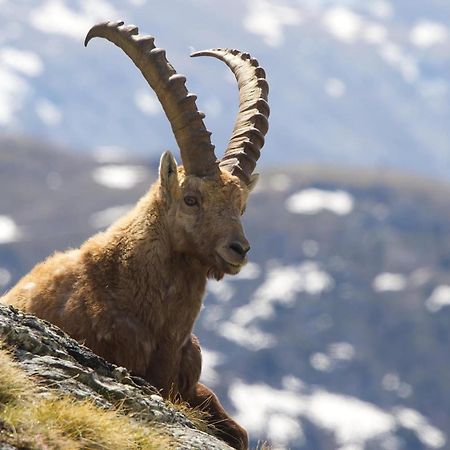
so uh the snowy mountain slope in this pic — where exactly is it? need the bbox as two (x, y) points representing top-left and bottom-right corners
(2, 136), (450, 449)
(0, 0), (449, 179)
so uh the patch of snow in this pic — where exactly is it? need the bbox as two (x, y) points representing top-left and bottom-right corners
(286, 188), (354, 215)
(244, 0), (302, 47)
(231, 261), (334, 327)
(207, 279), (234, 302)
(397, 384), (412, 399)
(395, 408), (446, 448)
(268, 413), (305, 448)
(78, 0), (119, 20)
(306, 391), (395, 446)
(0, 47), (43, 77)
(378, 42), (419, 83)
(328, 342), (355, 361)
(134, 89), (161, 116)
(325, 78), (346, 98)
(282, 375), (305, 392)
(232, 262), (261, 280)
(0, 216), (21, 244)
(89, 204), (134, 229)
(0, 68), (28, 125)
(338, 445), (364, 450)
(368, 1), (393, 20)
(218, 322), (275, 350)
(321, 5), (389, 46)
(231, 380), (442, 448)
(201, 304), (225, 329)
(229, 381), (304, 437)
(93, 146), (128, 163)
(310, 352), (332, 372)
(200, 348), (223, 386)
(378, 436), (401, 450)
(269, 174), (291, 192)
(409, 267), (432, 286)
(321, 4), (391, 46)
(219, 262), (332, 350)
(257, 261), (331, 298)
(36, 99), (62, 126)
(229, 381), (397, 448)
(382, 373), (412, 398)
(311, 342), (355, 372)
(425, 285), (450, 312)
(30, 0), (119, 40)
(382, 372), (400, 391)
(372, 273), (407, 292)
(410, 21), (448, 49)
(128, 0), (146, 5)
(363, 23), (388, 45)
(92, 165), (147, 189)
(0, 268), (11, 287)
(322, 6), (363, 44)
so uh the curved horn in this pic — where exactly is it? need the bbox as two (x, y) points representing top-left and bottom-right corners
(191, 49), (269, 184)
(85, 21), (218, 177)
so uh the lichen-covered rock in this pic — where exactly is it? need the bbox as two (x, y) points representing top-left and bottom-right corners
(0, 303), (232, 450)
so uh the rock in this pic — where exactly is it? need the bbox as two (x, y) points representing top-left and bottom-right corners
(0, 303), (232, 450)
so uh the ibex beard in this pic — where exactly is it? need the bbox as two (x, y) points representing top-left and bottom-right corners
(2, 20), (270, 450)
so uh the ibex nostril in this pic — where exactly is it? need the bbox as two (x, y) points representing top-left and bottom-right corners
(229, 242), (250, 257)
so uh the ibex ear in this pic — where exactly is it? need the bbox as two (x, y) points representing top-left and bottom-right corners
(159, 151), (178, 192)
(247, 173), (259, 192)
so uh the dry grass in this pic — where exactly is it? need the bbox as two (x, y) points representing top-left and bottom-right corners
(0, 348), (30, 407)
(254, 441), (273, 450)
(167, 391), (213, 435)
(169, 395), (275, 449)
(0, 345), (174, 449)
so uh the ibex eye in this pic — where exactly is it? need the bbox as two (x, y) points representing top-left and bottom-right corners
(184, 195), (198, 207)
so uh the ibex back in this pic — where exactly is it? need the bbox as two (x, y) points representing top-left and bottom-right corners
(2, 21), (270, 450)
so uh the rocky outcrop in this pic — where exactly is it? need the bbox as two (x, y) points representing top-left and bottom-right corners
(0, 303), (232, 450)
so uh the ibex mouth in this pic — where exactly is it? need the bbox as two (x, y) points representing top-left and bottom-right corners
(215, 253), (245, 275)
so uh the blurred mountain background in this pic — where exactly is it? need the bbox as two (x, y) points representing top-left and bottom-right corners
(1, 1), (450, 449)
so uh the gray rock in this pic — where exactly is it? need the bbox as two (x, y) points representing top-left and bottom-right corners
(0, 303), (232, 450)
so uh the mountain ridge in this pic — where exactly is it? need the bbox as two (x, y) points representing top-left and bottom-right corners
(0, 0), (449, 179)
(1, 134), (450, 449)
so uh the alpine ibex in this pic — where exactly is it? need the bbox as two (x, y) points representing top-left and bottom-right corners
(2, 21), (269, 450)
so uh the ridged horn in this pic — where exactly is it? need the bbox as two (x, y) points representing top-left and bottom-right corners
(85, 21), (218, 177)
(191, 49), (269, 184)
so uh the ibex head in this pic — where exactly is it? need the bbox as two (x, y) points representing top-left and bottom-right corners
(85, 22), (269, 279)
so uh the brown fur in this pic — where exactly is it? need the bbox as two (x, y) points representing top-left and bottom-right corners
(2, 154), (258, 450)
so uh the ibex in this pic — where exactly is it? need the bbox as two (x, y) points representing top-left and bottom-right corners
(2, 21), (269, 450)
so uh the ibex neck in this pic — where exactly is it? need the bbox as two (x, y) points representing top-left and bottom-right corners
(96, 195), (208, 328)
